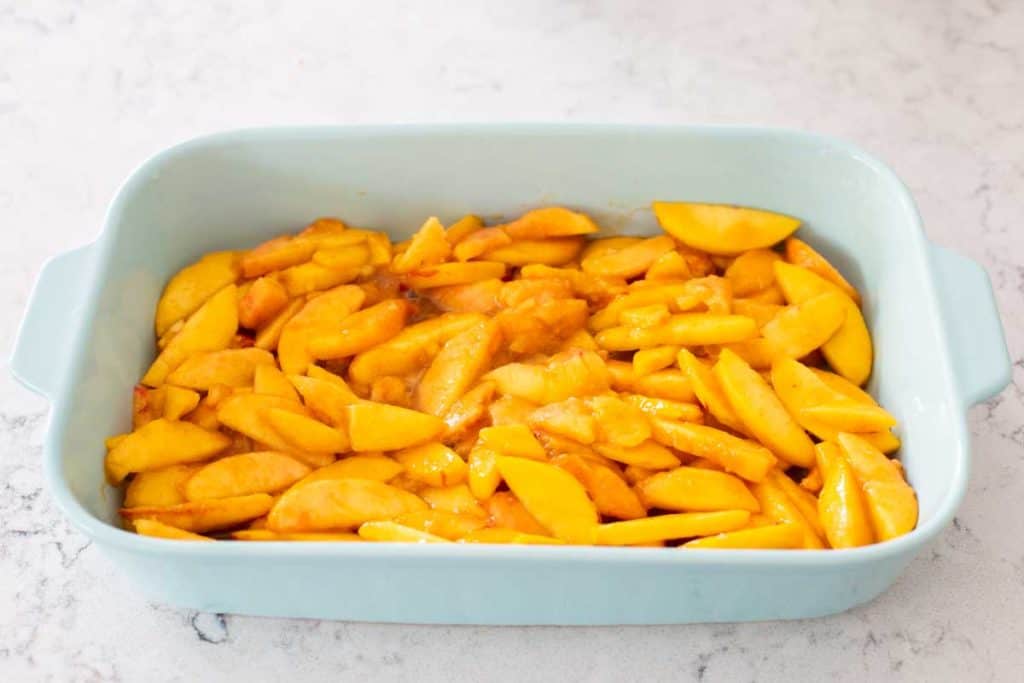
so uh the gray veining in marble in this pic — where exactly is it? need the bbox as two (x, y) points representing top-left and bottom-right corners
(2, 1), (1022, 681)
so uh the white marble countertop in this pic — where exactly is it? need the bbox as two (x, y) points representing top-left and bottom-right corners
(2, 1), (1022, 681)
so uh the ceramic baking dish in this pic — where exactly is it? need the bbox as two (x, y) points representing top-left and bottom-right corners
(11, 125), (1010, 624)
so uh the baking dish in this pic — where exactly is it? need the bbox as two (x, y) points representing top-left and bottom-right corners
(10, 125), (1010, 624)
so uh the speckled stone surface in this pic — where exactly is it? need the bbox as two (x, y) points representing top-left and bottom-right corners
(2, 1), (1022, 681)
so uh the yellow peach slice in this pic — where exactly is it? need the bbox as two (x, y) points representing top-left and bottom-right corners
(732, 299), (785, 329)
(268, 479), (427, 531)
(485, 350), (610, 405)
(837, 433), (917, 541)
(277, 284), (366, 374)
(419, 484), (487, 517)
(311, 243), (371, 270)
(390, 216), (451, 274)
(155, 251), (241, 336)
(652, 201), (800, 255)
(231, 530), (361, 542)
(105, 418), (230, 485)
(621, 394), (702, 423)
(677, 348), (747, 434)
(681, 523), (802, 549)
(757, 290), (848, 361)
(765, 468), (825, 539)
(415, 319), (501, 417)
(750, 473), (825, 549)
(288, 374), (359, 427)
(637, 467), (760, 512)
(348, 313), (488, 386)
(785, 237), (861, 304)
(161, 386), (200, 420)
(254, 298), (304, 352)
(528, 398), (597, 445)
(143, 285), (239, 386)
(185, 451), (311, 500)
(392, 510), (487, 540)
(496, 456), (598, 544)
(442, 381), (497, 437)
(445, 214), (484, 245)
(452, 227), (512, 262)
(123, 463), (203, 508)
(133, 519), (214, 541)
(253, 365), (300, 402)
(596, 314), (757, 350)
(278, 261), (361, 297)
(815, 442), (875, 548)
(713, 349), (816, 468)
(393, 443), (468, 487)
(263, 408), (349, 454)
(581, 235), (676, 279)
(291, 455), (404, 488)
(498, 207), (599, 240)
(605, 361), (696, 403)
(165, 347), (276, 390)
(649, 419), (775, 482)
(774, 262), (872, 385)
(484, 491), (550, 535)
(345, 402), (445, 451)
(482, 237), (584, 266)
(801, 403), (897, 432)
(307, 299), (411, 359)
(477, 424), (546, 459)
(633, 345), (681, 377)
(589, 283), (693, 331)
(405, 261), (508, 289)
(240, 236), (317, 278)
(723, 248), (781, 297)
(771, 359), (899, 453)
(357, 521), (450, 543)
(593, 440), (681, 470)
(459, 528), (565, 545)
(595, 510), (750, 545)
(468, 446), (502, 500)
(122, 493), (274, 533)
(551, 453), (646, 520)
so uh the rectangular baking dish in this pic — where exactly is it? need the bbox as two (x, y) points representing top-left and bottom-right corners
(11, 125), (1010, 624)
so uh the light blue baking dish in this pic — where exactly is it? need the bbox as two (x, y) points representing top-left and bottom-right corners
(10, 125), (1010, 624)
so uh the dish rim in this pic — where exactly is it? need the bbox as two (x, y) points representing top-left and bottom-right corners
(40, 123), (966, 565)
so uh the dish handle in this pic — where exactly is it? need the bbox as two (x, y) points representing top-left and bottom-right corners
(929, 244), (1012, 407)
(10, 243), (97, 399)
